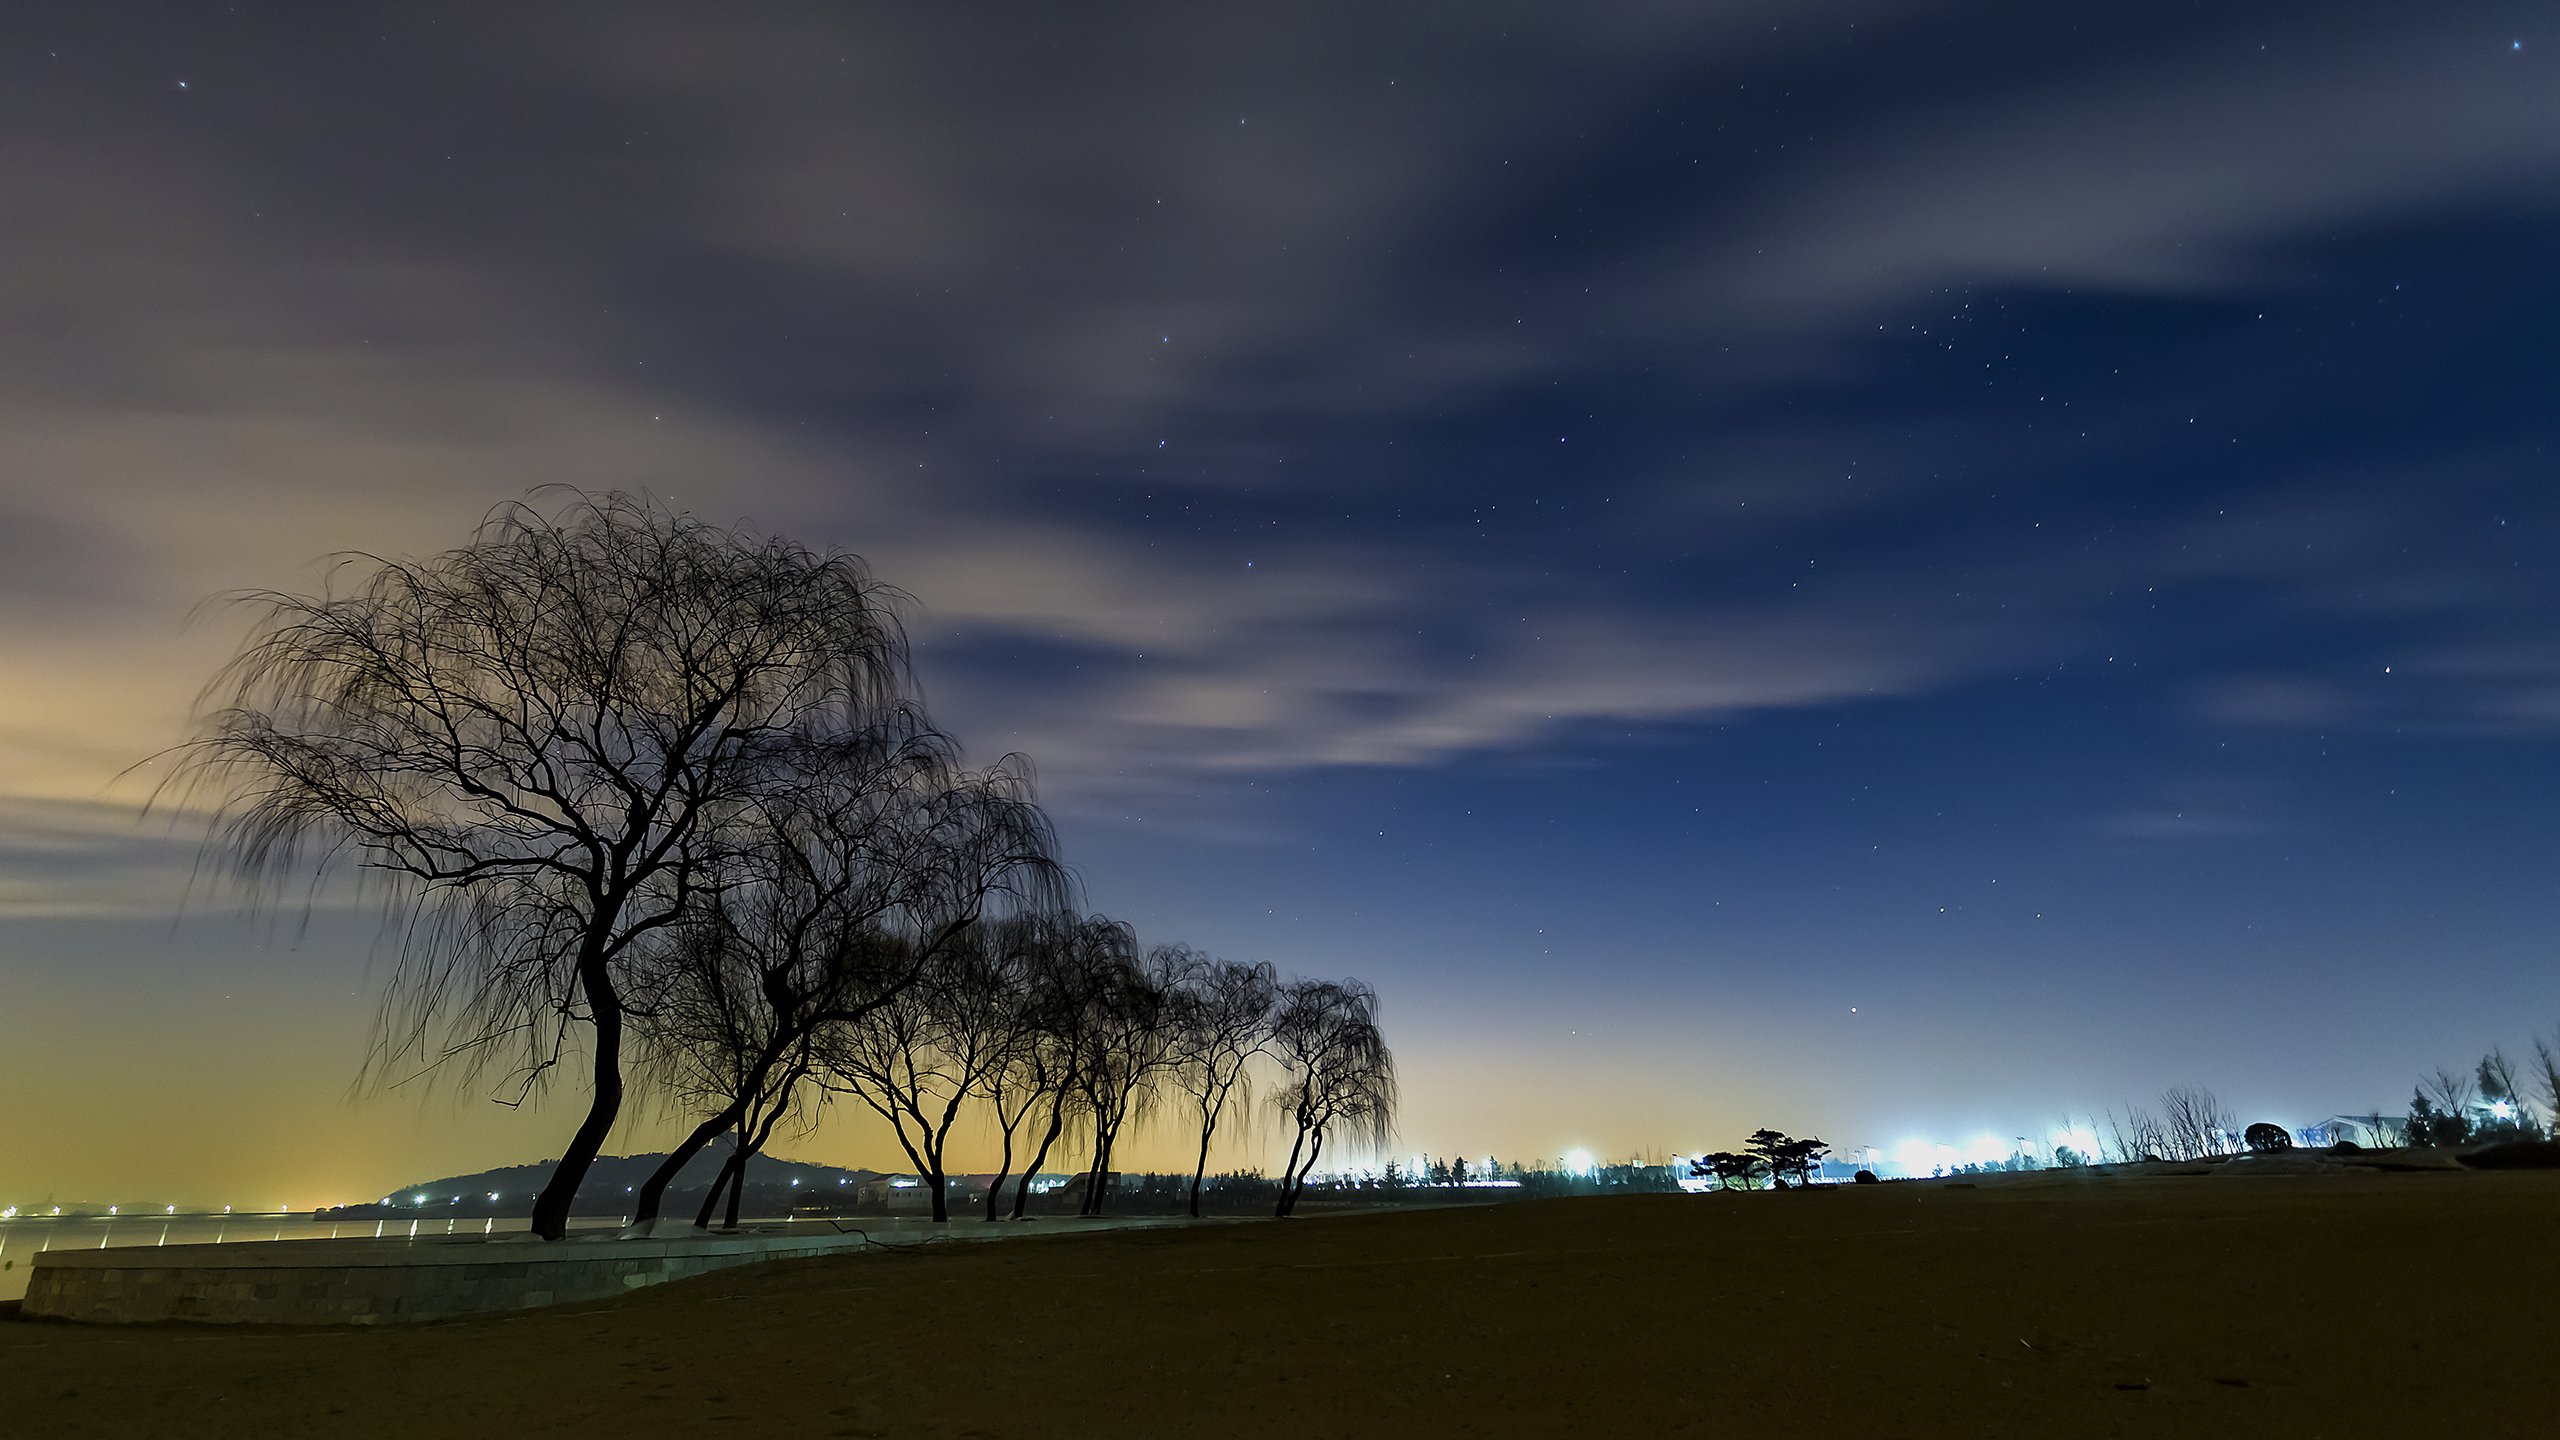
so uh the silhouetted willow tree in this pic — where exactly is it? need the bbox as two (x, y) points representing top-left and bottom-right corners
(1073, 946), (1192, 1214)
(1269, 979), (1396, 1217)
(962, 915), (1089, 1221)
(999, 914), (1134, 1219)
(1167, 954), (1279, 1218)
(623, 725), (1063, 1231)
(819, 922), (1045, 1223)
(171, 492), (917, 1239)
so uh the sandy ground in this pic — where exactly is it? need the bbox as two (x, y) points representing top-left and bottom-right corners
(3, 1170), (2555, 1437)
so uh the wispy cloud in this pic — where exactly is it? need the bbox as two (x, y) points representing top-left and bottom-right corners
(2095, 776), (2295, 844)
(0, 0), (2552, 902)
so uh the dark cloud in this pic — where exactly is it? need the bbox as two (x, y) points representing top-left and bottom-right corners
(3, 1), (2553, 815)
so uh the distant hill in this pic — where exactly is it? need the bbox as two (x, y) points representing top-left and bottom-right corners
(336, 1152), (882, 1219)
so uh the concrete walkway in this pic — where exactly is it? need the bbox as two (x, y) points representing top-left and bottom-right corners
(24, 1214), (1213, 1326)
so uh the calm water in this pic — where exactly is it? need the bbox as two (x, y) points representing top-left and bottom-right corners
(0, 1214), (637, 1303)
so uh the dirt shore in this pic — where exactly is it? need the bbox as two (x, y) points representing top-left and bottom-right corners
(4, 1170), (2553, 1437)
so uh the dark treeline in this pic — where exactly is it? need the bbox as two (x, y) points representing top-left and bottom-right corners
(2398, 1033), (2560, 1148)
(808, 1158), (1691, 1217)
(2093, 1025), (2560, 1164)
(172, 493), (1394, 1237)
(1941, 1026), (2560, 1178)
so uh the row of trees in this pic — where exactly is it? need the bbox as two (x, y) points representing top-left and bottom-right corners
(2056, 1034), (2560, 1167)
(173, 494), (1392, 1236)
(2404, 1037), (2560, 1147)
(925, 1155), (1691, 1212)
(643, 914), (1395, 1225)
(1323, 1157), (1686, 1198)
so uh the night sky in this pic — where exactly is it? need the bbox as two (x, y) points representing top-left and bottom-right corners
(4, 2), (2556, 1204)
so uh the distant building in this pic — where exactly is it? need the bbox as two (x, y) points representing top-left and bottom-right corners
(856, 1174), (1072, 1212)
(2301, 1115), (2408, 1148)
(859, 1175), (961, 1212)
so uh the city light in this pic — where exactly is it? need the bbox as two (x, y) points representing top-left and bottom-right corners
(1563, 1149), (1597, 1178)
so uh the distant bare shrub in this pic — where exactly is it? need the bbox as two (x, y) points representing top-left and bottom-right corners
(2160, 1085), (2238, 1160)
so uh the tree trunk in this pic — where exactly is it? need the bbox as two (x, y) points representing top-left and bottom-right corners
(634, 1103), (745, 1228)
(725, 1101), (792, 1231)
(1013, 1096), (1070, 1219)
(1275, 1121), (1309, 1218)
(923, 1136), (949, 1223)
(983, 1122), (1017, 1222)
(1286, 1130), (1327, 1217)
(695, 1139), (744, 1229)
(530, 956), (625, 1240)
(1085, 1117), (1121, 1215)
(1188, 1117), (1216, 1218)
(636, 1033), (801, 1228)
